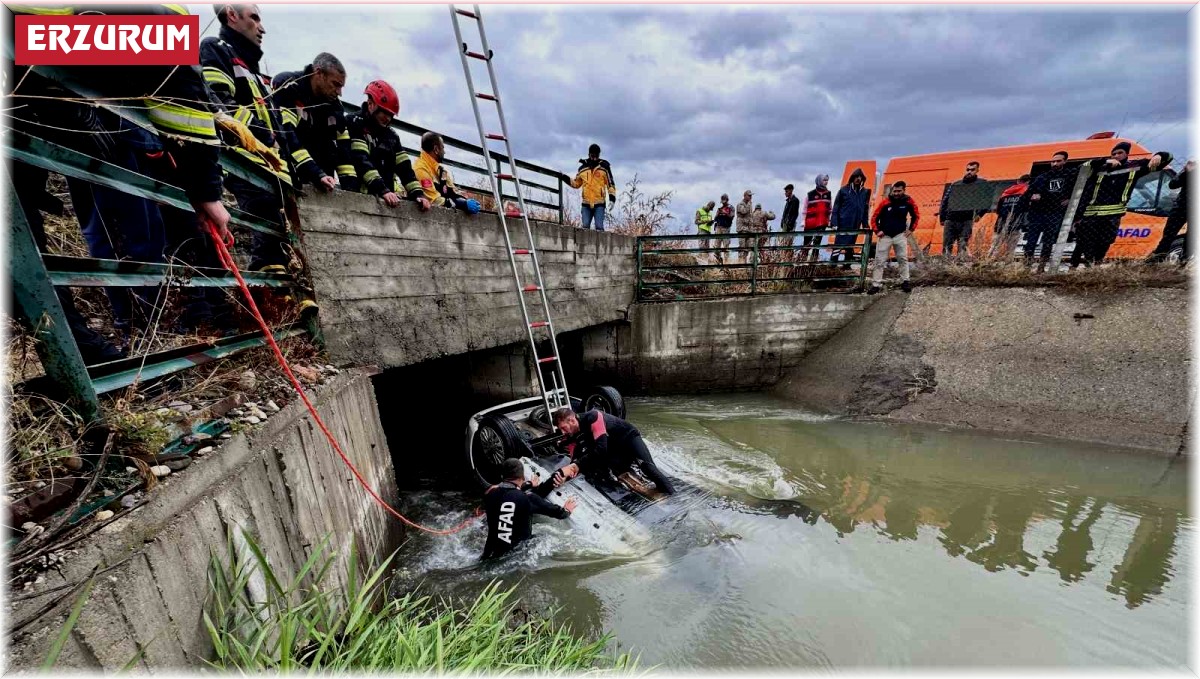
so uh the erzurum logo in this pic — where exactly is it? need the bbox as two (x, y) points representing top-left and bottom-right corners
(14, 14), (199, 66)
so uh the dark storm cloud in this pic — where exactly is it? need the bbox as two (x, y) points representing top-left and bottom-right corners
(209, 4), (1189, 231)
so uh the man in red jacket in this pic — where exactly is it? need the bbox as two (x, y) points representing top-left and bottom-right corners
(869, 181), (919, 294)
(802, 174), (832, 263)
(989, 174), (1030, 257)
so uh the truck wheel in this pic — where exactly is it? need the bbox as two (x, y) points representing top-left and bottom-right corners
(582, 386), (626, 419)
(468, 414), (523, 489)
(1167, 236), (1188, 264)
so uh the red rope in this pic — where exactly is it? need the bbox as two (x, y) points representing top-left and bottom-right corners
(204, 223), (481, 536)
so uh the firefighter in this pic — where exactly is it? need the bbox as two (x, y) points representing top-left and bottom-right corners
(482, 458), (575, 560)
(201, 3), (294, 275)
(272, 53), (355, 194)
(570, 144), (617, 231)
(413, 131), (481, 213)
(345, 80), (431, 211)
(1071, 142), (1171, 268)
(552, 408), (676, 495)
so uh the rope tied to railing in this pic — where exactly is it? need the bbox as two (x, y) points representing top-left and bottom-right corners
(201, 220), (482, 536)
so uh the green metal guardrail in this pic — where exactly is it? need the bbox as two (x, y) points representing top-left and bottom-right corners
(341, 102), (568, 223)
(635, 230), (874, 301)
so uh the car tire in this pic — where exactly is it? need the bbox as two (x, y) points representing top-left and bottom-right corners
(468, 414), (524, 489)
(582, 385), (626, 420)
(1167, 236), (1188, 264)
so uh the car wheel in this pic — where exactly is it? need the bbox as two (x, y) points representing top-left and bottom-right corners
(582, 386), (626, 419)
(468, 414), (524, 489)
(1166, 237), (1188, 264)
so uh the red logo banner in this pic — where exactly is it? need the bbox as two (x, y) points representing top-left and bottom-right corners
(14, 15), (199, 66)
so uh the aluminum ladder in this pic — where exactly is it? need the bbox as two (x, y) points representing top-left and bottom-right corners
(450, 4), (570, 419)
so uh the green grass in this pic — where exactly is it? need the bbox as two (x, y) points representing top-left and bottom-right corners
(205, 532), (638, 673)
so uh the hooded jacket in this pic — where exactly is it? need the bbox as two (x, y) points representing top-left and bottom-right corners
(831, 169), (870, 231)
(571, 158), (617, 207)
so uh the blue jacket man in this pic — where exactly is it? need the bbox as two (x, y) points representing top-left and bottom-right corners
(830, 168), (871, 262)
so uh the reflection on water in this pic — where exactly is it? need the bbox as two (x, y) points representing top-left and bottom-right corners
(395, 393), (1190, 668)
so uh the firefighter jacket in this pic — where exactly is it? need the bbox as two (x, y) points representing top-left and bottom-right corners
(272, 67), (355, 188)
(6, 5), (222, 204)
(1081, 153), (1171, 218)
(571, 159), (616, 207)
(695, 205), (715, 233)
(414, 150), (465, 207)
(200, 26), (291, 186)
(345, 111), (423, 199)
(804, 186), (832, 230)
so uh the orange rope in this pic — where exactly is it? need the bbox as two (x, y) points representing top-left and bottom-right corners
(204, 221), (481, 536)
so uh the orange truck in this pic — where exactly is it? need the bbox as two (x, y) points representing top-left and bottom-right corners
(840, 134), (1183, 260)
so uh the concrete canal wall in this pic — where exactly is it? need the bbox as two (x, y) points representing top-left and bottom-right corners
(299, 193), (636, 371)
(774, 286), (1191, 455)
(6, 372), (401, 672)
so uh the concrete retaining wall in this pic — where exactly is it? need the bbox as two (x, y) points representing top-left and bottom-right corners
(569, 293), (877, 394)
(774, 286), (1191, 454)
(6, 372), (402, 672)
(299, 193), (636, 370)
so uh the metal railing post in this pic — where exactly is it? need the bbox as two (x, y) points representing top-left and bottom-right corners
(636, 238), (644, 301)
(859, 230), (873, 290)
(557, 175), (565, 224)
(750, 237), (759, 296)
(6, 174), (100, 423)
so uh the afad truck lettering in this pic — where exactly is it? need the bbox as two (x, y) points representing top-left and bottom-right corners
(840, 133), (1180, 260)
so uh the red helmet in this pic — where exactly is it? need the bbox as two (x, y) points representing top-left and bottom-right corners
(364, 80), (399, 117)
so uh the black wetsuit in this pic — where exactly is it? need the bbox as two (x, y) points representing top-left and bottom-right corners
(481, 480), (568, 560)
(566, 410), (676, 494)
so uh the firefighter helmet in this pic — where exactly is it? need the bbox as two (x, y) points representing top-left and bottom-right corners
(365, 80), (399, 117)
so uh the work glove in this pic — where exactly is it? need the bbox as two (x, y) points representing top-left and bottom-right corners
(454, 197), (481, 214)
(214, 112), (286, 172)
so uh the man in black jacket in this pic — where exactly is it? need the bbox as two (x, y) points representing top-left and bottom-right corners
(868, 181), (919, 294)
(938, 161), (988, 259)
(830, 169), (870, 264)
(1022, 150), (1079, 267)
(482, 458), (576, 560)
(1148, 160), (1192, 263)
(552, 408), (675, 494)
(780, 183), (800, 235)
(1071, 142), (1170, 268)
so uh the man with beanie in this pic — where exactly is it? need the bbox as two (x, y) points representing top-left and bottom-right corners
(868, 181), (919, 294)
(803, 174), (833, 262)
(938, 161), (989, 259)
(1071, 142), (1171, 267)
(1149, 160), (1192, 263)
(482, 458), (576, 560)
(1023, 150), (1078, 268)
(570, 144), (617, 230)
(831, 169), (871, 265)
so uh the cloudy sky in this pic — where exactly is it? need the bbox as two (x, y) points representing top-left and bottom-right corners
(194, 4), (1190, 231)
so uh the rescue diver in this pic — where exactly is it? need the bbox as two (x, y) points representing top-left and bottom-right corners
(482, 458), (576, 560)
(552, 408), (676, 495)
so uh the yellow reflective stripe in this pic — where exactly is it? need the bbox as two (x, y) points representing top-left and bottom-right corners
(350, 140), (370, 153)
(1083, 205), (1127, 217)
(7, 5), (75, 14)
(232, 106), (253, 125)
(336, 164), (357, 177)
(144, 99), (217, 141)
(162, 4), (188, 15)
(280, 109), (299, 127)
(395, 152), (411, 165)
(404, 180), (422, 194)
(291, 148), (313, 165)
(393, 177), (401, 192)
(202, 67), (236, 92)
(244, 78), (273, 134)
(232, 147), (293, 186)
(336, 130), (350, 141)
(363, 169), (381, 184)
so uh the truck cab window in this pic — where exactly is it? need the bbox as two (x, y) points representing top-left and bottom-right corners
(1126, 172), (1163, 214)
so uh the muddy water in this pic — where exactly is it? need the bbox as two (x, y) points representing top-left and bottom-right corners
(393, 394), (1190, 669)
